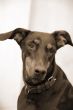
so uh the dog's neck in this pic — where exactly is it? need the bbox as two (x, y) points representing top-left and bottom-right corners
(24, 60), (57, 94)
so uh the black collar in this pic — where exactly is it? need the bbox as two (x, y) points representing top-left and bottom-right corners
(25, 65), (57, 94)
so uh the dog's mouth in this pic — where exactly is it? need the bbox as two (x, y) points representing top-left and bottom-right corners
(25, 67), (54, 86)
(31, 73), (46, 84)
(25, 73), (46, 86)
(24, 59), (55, 86)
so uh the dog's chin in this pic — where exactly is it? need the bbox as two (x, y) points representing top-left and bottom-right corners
(31, 77), (44, 85)
(25, 75), (46, 86)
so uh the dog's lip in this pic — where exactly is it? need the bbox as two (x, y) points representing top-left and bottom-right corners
(31, 78), (44, 85)
(32, 77), (42, 81)
(31, 74), (46, 84)
(33, 72), (46, 80)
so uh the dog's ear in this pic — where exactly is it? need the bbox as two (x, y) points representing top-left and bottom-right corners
(52, 30), (73, 49)
(0, 28), (30, 45)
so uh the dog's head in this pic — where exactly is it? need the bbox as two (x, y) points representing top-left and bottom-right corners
(0, 28), (73, 85)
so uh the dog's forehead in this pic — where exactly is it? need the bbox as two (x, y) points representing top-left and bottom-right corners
(25, 31), (55, 44)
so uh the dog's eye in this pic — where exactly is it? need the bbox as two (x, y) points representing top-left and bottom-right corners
(46, 47), (53, 53)
(27, 42), (36, 51)
(49, 48), (54, 53)
(46, 44), (56, 53)
(46, 47), (56, 60)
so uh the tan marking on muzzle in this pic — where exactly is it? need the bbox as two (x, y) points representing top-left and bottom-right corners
(25, 57), (36, 76)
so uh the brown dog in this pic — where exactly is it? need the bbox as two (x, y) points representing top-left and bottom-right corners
(0, 28), (73, 110)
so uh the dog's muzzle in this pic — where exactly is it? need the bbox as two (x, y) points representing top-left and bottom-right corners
(25, 65), (57, 94)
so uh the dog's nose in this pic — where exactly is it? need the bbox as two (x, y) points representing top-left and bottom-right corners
(35, 69), (46, 76)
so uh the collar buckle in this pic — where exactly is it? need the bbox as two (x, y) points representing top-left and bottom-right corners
(47, 76), (56, 87)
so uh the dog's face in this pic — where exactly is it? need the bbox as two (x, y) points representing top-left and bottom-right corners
(21, 32), (56, 84)
(0, 28), (73, 85)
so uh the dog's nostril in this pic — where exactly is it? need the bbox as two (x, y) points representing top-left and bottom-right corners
(35, 69), (46, 75)
(35, 70), (40, 73)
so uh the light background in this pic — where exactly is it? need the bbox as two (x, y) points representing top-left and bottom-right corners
(0, 0), (73, 110)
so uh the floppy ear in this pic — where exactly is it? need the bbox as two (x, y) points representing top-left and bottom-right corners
(0, 28), (30, 45)
(52, 30), (73, 49)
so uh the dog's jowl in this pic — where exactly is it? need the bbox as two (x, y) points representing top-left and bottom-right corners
(0, 28), (73, 110)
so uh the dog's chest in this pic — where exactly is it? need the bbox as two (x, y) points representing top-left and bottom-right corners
(25, 90), (63, 110)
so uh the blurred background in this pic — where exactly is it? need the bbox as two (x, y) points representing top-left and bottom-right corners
(0, 0), (73, 110)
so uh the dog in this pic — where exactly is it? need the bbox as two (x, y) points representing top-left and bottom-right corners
(0, 28), (73, 110)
